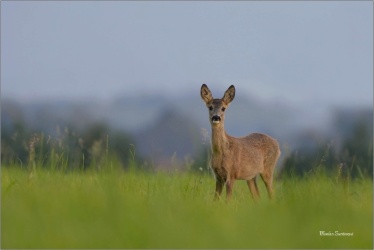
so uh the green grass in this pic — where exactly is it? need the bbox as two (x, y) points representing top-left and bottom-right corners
(1, 167), (372, 249)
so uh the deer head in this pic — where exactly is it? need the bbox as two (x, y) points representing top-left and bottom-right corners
(200, 84), (235, 126)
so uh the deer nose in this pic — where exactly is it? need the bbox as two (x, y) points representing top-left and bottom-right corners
(211, 115), (221, 124)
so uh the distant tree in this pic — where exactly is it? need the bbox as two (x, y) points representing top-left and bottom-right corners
(1, 120), (29, 166)
(338, 117), (373, 178)
(1, 118), (141, 171)
(280, 108), (373, 179)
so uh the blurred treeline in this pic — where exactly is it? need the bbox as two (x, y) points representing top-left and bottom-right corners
(1, 100), (372, 178)
(1, 121), (140, 172)
(279, 109), (373, 179)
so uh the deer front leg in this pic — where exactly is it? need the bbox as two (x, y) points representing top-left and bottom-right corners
(214, 177), (225, 200)
(225, 179), (235, 200)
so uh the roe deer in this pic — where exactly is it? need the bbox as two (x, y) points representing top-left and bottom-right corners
(200, 84), (281, 200)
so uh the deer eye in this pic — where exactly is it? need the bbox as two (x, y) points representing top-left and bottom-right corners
(209, 106), (213, 111)
(221, 107), (226, 112)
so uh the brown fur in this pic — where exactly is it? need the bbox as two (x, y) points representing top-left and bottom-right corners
(200, 84), (281, 200)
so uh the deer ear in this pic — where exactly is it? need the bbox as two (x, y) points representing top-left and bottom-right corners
(222, 85), (235, 104)
(201, 84), (213, 103)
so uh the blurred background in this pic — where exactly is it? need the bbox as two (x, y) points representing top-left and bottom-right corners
(2, 1), (372, 177)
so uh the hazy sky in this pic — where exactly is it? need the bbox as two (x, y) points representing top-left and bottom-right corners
(2, 1), (373, 108)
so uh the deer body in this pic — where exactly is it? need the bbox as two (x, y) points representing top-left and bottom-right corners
(201, 84), (281, 200)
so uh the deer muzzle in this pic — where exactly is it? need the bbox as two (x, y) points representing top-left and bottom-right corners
(211, 115), (221, 124)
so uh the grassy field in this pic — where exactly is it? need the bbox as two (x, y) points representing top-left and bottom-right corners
(1, 167), (373, 249)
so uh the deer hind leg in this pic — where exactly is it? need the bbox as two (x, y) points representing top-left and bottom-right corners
(247, 177), (260, 201)
(262, 147), (280, 199)
(260, 172), (274, 199)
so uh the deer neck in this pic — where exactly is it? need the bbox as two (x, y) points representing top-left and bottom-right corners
(211, 125), (229, 154)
